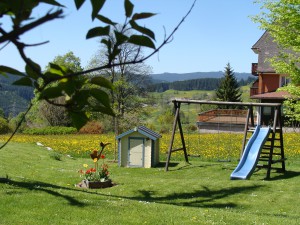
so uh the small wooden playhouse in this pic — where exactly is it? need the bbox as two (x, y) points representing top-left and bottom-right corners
(116, 126), (162, 168)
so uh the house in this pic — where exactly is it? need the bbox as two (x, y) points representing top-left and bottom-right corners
(250, 31), (291, 124)
(116, 126), (162, 168)
(250, 31), (291, 102)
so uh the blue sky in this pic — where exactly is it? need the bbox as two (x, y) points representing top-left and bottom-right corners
(0, 0), (264, 74)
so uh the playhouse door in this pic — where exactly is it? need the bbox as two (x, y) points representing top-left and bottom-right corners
(128, 138), (144, 167)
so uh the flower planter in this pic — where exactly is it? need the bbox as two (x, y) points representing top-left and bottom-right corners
(76, 179), (113, 189)
(87, 179), (113, 189)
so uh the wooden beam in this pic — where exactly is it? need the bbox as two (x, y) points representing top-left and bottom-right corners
(172, 99), (282, 107)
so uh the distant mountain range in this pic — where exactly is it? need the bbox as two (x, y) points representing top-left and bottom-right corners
(149, 71), (252, 83)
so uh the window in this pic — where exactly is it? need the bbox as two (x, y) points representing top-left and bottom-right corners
(280, 76), (291, 87)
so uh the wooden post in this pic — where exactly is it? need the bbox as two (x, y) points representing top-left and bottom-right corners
(241, 106), (252, 158)
(278, 107), (286, 172)
(165, 102), (180, 171)
(165, 101), (189, 171)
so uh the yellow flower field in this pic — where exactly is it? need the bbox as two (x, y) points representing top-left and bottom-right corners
(0, 132), (299, 160)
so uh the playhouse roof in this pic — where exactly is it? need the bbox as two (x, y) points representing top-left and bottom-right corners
(116, 126), (162, 141)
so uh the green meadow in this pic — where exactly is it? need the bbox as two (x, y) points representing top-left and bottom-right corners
(0, 136), (299, 224)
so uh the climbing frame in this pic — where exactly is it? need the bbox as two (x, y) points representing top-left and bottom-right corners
(165, 99), (286, 179)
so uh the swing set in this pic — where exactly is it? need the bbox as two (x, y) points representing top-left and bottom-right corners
(165, 99), (286, 179)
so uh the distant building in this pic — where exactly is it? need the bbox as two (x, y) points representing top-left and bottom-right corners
(250, 31), (291, 125)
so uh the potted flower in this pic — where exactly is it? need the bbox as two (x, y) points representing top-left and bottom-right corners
(77, 142), (112, 189)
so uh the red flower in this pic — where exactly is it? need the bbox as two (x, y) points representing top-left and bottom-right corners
(101, 154), (105, 159)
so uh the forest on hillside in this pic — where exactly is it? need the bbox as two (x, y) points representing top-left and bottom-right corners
(0, 73), (256, 119)
(149, 76), (256, 92)
(0, 74), (34, 117)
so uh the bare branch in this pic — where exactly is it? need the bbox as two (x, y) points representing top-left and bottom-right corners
(0, 9), (64, 43)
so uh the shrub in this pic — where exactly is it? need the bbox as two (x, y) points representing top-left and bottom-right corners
(8, 112), (28, 133)
(188, 124), (198, 132)
(0, 117), (10, 134)
(78, 121), (104, 134)
(49, 152), (63, 161)
(23, 126), (77, 135)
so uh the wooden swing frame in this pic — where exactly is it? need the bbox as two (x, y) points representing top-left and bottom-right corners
(165, 99), (286, 179)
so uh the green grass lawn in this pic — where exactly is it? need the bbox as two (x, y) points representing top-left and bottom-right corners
(1, 142), (300, 224)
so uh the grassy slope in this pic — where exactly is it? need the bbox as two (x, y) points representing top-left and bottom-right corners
(0, 142), (299, 224)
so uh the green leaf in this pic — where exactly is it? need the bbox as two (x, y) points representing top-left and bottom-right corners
(40, 86), (64, 99)
(74, 0), (85, 9)
(91, 0), (106, 20)
(114, 31), (129, 45)
(96, 15), (117, 26)
(129, 20), (155, 40)
(12, 76), (33, 87)
(44, 71), (63, 81)
(128, 35), (156, 49)
(124, 0), (134, 17)
(132, 12), (156, 20)
(101, 39), (112, 54)
(72, 90), (90, 108)
(91, 76), (113, 89)
(25, 59), (41, 80)
(58, 80), (76, 97)
(91, 105), (114, 116)
(70, 111), (89, 130)
(110, 47), (121, 62)
(0, 66), (24, 76)
(48, 63), (70, 76)
(86, 26), (110, 39)
(90, 88), (110, 107)
(101, 39), (111, 47)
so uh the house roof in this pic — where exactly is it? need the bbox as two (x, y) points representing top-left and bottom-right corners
(250, 91), (291, 100)
(252, 31), (279, 73)
(116, 126), (162, 140)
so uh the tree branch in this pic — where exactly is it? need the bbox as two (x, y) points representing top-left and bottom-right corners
(0, 9), (64, 43)
(0, 103), (33, 150)
(45, 0), (197, 82)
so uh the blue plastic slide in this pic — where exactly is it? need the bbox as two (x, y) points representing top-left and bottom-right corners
(230, 126), (271, 180)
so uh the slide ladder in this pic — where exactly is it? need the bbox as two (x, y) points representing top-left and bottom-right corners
(256, 126), (286, 178)
(232, 104), (286, 179)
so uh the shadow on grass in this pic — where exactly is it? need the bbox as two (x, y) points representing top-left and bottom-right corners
(0, 177), (264, 209)
(155, 162), (179, 168)
(267, 170), (300, 181)
(131, 184), (263, 209)
(167, 161), (228, 172)
(72, 180), (262, 209)
(0, 178), (85, 207)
